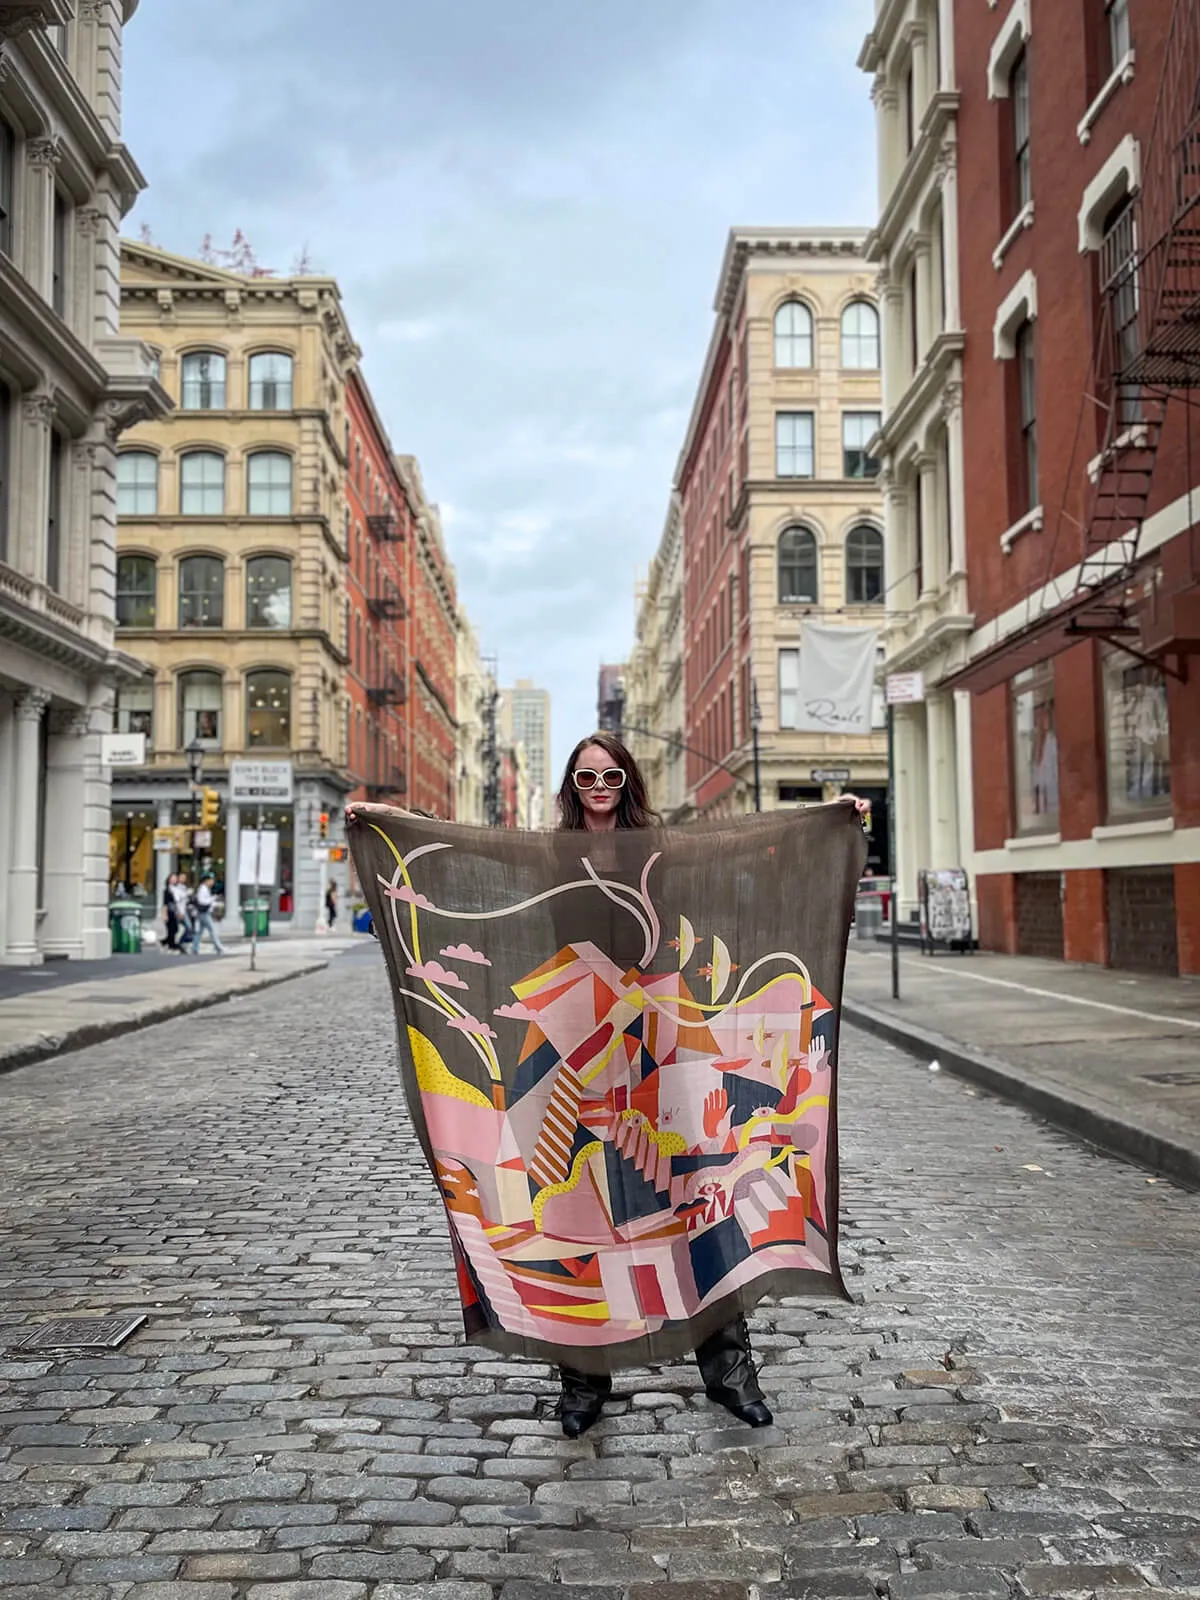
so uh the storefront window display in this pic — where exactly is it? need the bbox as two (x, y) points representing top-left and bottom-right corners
(1103, 647), (1171, 819)
(172, 800), (225, 896)
(1012, 664), (1059, 834)
(108, 808), (156, 898)
(249, 806), (295, 915)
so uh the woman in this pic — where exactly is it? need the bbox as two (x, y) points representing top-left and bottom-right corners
(325, 879), (338, 931)
(162, 873), (180, 952)
(552, 732), (868, 1440)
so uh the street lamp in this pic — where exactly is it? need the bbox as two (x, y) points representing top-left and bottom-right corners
(186, 740), (204, 868)
(750, 681), (762, 813)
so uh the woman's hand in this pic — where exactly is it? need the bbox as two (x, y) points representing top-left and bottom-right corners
(836, 792), (871, 818)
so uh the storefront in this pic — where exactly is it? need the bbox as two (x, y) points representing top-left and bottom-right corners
(108, 806), (157, 900)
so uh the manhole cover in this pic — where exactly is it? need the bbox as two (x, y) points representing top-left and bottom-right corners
(1140, 1072), (1200, 1087)
(8, 1315), (146, 1353)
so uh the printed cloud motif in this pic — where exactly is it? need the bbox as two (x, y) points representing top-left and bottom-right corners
(441, 943), (492, 966)
(406, 959), (469, 990)
(386, 885), (436, 909)
(493, 1001), (537, 1021)
(447, 1013), (498, 1039)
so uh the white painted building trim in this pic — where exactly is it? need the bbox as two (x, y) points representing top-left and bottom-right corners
(1000, 504), (1044, 554)
(993, 268), (1038, 359)
(993, 200), (1034, 270)
(977, 824), (1200, 877)
(1078, 134), (1142, 251)
(987, 0), (1031, 98)
(1092, 816), (1174, 842)
(1078, 50), (1137, 146)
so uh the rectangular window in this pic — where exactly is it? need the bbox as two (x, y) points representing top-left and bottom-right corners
(843, 413), (882, 479)
(903, 61), (916, 153)
(1016, 320), (1038, 509)
(778, 648), (799, 731)
(1103, 647), (1170, 820)
(908, 263), (920, 373)
(1011, 50), (1032, 213)
(0, 115), (14, 258)
(1012, 664), (1059, 835)
(1107, 0), (1131, 72)
(775, 412), (814, 479)
(115, 684), (154, 745)
(52, 191), (68, 318)
(1100, 199), (1141, 427)
(46, 431), (63, 593)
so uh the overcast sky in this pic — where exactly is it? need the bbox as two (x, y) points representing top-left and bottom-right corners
(124, 0), (877, 778)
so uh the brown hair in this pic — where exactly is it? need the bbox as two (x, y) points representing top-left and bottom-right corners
(556, 732), (662, 832)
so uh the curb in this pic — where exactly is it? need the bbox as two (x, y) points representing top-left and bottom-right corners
(0, 959), (329, 1078)
(843, 997), (1200, 1193)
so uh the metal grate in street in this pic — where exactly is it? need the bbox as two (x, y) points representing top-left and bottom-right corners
(8, 1313), (147, 1354)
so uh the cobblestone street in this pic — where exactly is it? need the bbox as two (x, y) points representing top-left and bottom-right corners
(2, 949), (1200, 1600)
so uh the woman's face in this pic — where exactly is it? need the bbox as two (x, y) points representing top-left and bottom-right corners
(573, 742), (625, 827)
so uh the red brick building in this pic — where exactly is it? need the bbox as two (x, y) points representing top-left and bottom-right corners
(345, 373), (410, 810)
(398, 456), (458, 819)
(949, 0), (1200, 973)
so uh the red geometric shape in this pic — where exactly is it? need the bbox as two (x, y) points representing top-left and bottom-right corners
(631, 1263), (669, 1319)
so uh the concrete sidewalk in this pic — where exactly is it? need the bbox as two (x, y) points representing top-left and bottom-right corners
(844, 944), (1200, 1189)
(0, 937), (370, 1075)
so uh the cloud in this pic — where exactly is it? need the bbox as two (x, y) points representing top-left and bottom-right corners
(123, 0), (877, 772)
(441, 943), (492, 966)
(406, 960), (469, 990)
(385, 885), (436, 910)
(446, 1013), (499, 1040)
(493, 1002), (538, 1022)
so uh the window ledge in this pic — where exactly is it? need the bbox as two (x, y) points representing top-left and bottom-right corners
(1087, 423), (1150, 483)
(1000, 504), (1044, 554)
(1078, 50), (1136, 146)
(1092, 816), (1174, 841)
(992, 200), (1035, 270)
(1004, 831), (1062, 850)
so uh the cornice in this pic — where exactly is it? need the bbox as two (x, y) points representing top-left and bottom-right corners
(875, 334), (965, 456)
(0, 252), (108, 397)
(885, 610), (976, 677)
(858, 0), (910, 73)
(0, 576), (141, 682)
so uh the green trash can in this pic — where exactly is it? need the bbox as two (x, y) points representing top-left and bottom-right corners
(240, 897), (271, 938)
(109, 899), (144, 955)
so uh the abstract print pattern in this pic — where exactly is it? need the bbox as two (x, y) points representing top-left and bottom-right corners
(348, 807), (862, 1368)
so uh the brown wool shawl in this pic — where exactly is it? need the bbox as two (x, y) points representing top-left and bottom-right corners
(347, 802), (865, 1372)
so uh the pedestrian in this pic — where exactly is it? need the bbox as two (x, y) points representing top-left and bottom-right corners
(325, 879), (338, 930)
(163, 873), (181, 952)
(172, 872), (194, 953)
(190, 873), (225, 955)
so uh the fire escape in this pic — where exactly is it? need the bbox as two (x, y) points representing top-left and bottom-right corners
(953, 0), (1200, 691)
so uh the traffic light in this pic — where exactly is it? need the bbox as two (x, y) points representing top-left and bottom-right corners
(318, 810), (330, 840)
(199, 787), (220, 828)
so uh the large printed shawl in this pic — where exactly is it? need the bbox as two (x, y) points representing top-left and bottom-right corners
(347, 802), (866, 1372)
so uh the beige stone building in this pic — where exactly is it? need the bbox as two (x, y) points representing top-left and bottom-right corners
(0, 0), (168, 964)
(110, 242), (359, 929)
(626, 493), (686, 820)
(455, 610), (493, 826)
(667, 229), (888, 857)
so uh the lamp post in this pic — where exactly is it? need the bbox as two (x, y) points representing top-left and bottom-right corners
(186, 740), (204, 875)
(750, 681), (762, 814)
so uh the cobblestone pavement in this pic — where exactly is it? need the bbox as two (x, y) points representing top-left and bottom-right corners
(2, 954), (1200, 1600)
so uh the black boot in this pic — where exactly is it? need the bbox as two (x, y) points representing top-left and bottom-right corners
(557, 1364), (612, 1439)
(694, 1315), (773, 1428)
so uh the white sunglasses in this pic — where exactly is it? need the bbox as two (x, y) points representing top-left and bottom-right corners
(573, 767), (628, 791)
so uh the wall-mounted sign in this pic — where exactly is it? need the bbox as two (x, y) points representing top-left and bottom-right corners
(811, 767), (851, 784)
(100, 733), (146, 767)
(228, 758), (294, 805)
(886, 671), (926, 705)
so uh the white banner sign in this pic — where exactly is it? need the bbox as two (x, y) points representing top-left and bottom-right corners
(794, 626), (879, 734)
(229, 759), (294, 805)
(886, 671), (926, 705)
(100, 732), (146, 767)
(238, 830), (280, 886)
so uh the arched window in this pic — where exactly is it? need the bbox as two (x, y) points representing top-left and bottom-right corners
(841, 301), (880, 369)
(774, 300), (813, 368)
(778, 527), (819, 604)
(179, 451), (225, 515)
(246, 555), (292, 629)
(248, 351), (294, 411)
(178, 555), (224, 628)
(180, 351), (226, 410)
(246, 451), (292, 516)
(117, 451), (158, 516)
(846, 526), (885, 604)
(246, 669), (291, 748)
(115, 555), (156, 627)
(178, 669), (222, 748)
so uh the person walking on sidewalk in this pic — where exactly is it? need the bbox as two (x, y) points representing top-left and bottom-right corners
(325, 879), (338, 931)
(172, 874), (194, 953)
(190, 874), (225, 956)
(163, 873), (181, 952)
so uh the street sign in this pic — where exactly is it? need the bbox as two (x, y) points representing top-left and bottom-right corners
(153, 825), (190, 852)
(100, 732), (146, 767)
(192, 829), (213, 849)
(239, 830), (279, 885)
(228, 758), (294, 805)
(311, 846), (330, 863)
(886, 671), (926, 705)
(811, 767), (851, 784)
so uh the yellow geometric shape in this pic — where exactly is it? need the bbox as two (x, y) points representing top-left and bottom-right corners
(531, 1140), (603, 1229)
(527, 1299), (612, 1319)
(408, 1026), (493, 1110)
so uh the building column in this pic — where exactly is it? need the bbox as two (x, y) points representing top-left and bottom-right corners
(15, 392), (53, 581)
(936, 146), (961, 333)
(942, 384), (967, 579)
(155, 798), (172, 913)
(223, 803), (241, 937)
(916, 452), (938, 600)
(913, 236), (933, 368)
(0, 693), (14, 958)
(4, 690), (49, 965)
(41, 709), (95, 960)
(925, 690), (960, 869)
(23, 137), (61, 304)
(894, 703), (929, 922)
(879, 269), (906, 415)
